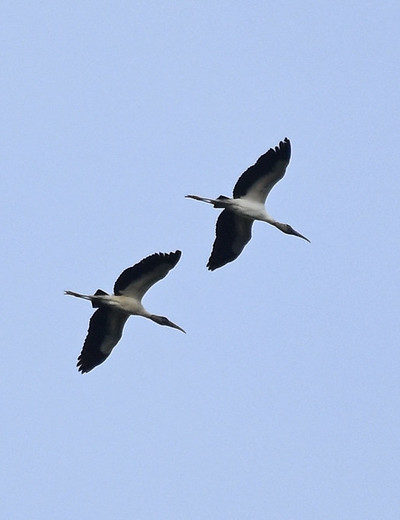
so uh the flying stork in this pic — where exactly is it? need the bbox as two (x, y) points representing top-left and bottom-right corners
(65, 251), (185, 373)
(186, 138), (309, 270)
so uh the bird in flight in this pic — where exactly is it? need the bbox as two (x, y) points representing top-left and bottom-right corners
(65, 251), (185, 373)
(186, 138), (309, 270)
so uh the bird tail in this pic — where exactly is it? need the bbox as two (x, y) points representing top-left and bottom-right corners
(64, 289), (109, 308)
(185, 194), (231, 208)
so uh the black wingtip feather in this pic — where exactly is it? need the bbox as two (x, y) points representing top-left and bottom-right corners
(232, 138), (291, 199)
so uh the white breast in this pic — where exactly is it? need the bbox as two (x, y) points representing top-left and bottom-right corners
(109, 296), (146, 315)
(231, 199), (271, 222)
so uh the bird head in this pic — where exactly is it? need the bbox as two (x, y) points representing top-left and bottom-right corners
(276, 223), (310, 242)
(150, 315), (186, 333)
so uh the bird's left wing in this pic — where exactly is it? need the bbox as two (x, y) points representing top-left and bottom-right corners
(77, 307), (129, 373)
(113, 251), (182, 300)
(233, 138), (291, 203)
(207, 210), (253, 270)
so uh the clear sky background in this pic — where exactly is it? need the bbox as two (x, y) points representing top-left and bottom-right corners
(2, 1), (399, 519)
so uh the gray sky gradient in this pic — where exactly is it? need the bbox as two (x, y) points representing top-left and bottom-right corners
(2, 1), (399, 519)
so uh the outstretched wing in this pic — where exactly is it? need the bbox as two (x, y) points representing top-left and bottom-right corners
(77, 307), (129, 373)
(233, 138), (291, 203)
(113, 250), (182, 301)
(207, 210), (253, 271)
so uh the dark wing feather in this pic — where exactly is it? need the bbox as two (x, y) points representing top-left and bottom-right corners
(233, 138), (291, 203)
(114, 251), (182, 300)
(207, 210), (253, 271)
(77, 307), (129, 373)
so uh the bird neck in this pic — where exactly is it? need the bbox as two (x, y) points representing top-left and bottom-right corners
(252, 206), (276, 224)
(261, 213), (278, 225)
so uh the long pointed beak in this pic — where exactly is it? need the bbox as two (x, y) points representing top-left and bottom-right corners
(291, 228), (310, 243)
(167, 320), (186, 334)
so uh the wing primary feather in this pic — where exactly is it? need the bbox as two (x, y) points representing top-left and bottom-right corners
(232, 138), (291, 201)
(77, 308), (128, 373)
(113, 250), (181, 297)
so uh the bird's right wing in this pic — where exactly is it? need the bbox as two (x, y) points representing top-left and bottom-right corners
(232, 138), (291, 203)
(207, 210), (253, 271)
(113, 251), (182, 301)
(77, 308), (129, 373)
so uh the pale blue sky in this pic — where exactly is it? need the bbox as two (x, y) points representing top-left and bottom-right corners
(2, 1), (400, 519)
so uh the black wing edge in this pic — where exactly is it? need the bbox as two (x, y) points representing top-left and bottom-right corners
(114, 250), (182, 295)
(233, 138), (291, 198)
(206, 211), (251, 271)
(77, 308), (113, 374)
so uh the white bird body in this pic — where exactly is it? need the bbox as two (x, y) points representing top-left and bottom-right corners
(65, 251), (185, 373)
(215, 197), (273, 222)
(187, 195), (274, 222)
(233, 199), (272, 222)
(110, 295), (147, 315)
(70, 293), (149, 316)
(186, 138), (309, 270)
